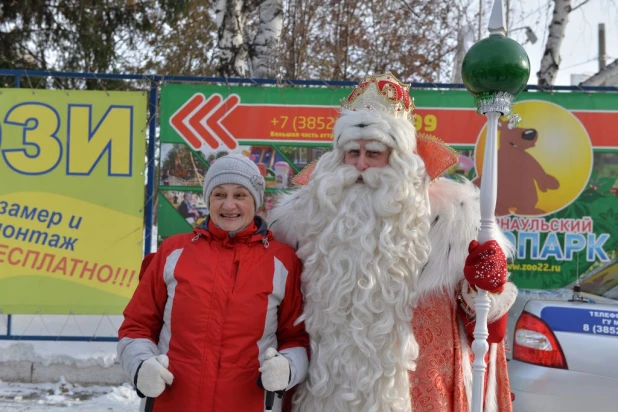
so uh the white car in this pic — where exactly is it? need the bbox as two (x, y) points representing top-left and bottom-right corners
(506, 260), (618, 412)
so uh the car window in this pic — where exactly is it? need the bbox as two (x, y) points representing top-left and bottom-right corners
(579, 258), (618, 300)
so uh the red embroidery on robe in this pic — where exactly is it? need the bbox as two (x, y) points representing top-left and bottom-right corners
(411, 291), (513, 412)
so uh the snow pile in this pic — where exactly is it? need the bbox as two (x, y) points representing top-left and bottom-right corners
(0, 342), (118, 368)
(0, 378), (140, 411)
(0, 341), (128, 385)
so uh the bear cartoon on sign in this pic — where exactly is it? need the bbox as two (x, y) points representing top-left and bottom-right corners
(474, 121), (560, 216)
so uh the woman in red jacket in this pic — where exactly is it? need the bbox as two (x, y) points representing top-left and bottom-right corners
(118, 154), (309, 412)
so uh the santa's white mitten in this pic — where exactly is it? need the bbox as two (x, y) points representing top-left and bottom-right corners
(136, 354), (174, 397)
(258, 348), (290, 391)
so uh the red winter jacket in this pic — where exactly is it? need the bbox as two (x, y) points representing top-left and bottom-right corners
(118, 217), (309, 412)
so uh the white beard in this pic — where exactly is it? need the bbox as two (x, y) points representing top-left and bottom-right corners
(292, 151), (432, 412)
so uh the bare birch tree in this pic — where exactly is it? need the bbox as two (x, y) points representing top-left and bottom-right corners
(251, 0), (284, 78)
(537, 0), (591, 86)
(537, 0), (571, 86)
(214, 0), (251, 76)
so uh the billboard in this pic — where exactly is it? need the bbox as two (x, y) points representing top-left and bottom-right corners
(0, 89), (147, 314)
(159, 84), (618, 290)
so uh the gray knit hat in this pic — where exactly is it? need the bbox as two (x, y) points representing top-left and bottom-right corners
(203, 154), (265, 208)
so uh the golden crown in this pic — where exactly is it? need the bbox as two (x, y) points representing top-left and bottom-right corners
(341, 72), (415, 122)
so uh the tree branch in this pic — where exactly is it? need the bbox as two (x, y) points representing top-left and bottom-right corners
(399, 0), (421, 18)
(571, 0), (592, 12)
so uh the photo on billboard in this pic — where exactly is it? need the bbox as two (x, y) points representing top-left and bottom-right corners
(159, 143), (208, 187)
(161, 190), (208, 227)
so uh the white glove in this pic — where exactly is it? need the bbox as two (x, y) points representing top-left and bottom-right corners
(136, 354), (174, 397)
(259, 348), (290, 391)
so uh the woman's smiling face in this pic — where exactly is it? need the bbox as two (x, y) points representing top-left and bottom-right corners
(209, 184), (255, 232)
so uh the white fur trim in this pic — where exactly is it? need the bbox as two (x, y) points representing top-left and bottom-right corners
(333, 109), (417, 154)
(460, 281), (518, 323)
(418, 178), (515, 298)
(267, 190), (302, 249)
(459, 327), (500, 412)
(484, 343), (499, 412)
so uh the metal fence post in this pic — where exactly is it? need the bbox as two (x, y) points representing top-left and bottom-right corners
(144, 80), (159, 255)
(4, 74), (21, 338)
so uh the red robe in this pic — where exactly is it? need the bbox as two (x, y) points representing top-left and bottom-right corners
(411, 290), (513, 412)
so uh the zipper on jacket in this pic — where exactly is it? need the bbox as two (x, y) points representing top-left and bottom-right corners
(262, 238), (269, 249)
(192, 233), (201, 242)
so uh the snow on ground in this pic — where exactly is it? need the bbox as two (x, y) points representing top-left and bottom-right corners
(0, 378), (140, 411)
(0, 228), (157, 410)
(0, 341), (119, 368)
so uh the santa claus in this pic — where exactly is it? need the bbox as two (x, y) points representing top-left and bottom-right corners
(269, 72), (517, 412)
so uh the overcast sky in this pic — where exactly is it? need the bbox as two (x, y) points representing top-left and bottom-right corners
(504, 0), (618, 85)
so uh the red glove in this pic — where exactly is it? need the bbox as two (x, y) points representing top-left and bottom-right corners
(464, 240), (507, 293)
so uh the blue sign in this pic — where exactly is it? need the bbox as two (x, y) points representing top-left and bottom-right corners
(541, 307), (618, 337)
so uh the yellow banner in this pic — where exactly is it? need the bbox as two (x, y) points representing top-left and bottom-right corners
(0, 89), (147, 314)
